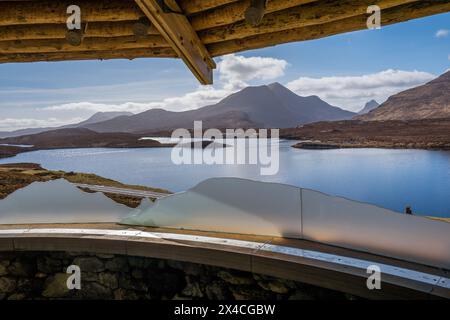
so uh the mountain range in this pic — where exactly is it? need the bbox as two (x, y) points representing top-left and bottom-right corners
(81, 83), (355, 133)
(357, 70), (450, 121)
(2, 70), (449, 139)
(1, 83), (355, 137)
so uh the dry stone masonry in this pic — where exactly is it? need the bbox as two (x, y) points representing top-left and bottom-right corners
(0, 251), (355, 300)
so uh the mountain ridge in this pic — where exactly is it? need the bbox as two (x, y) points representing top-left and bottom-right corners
(357, 71), (450, 121)
(83, 83), (355, 133)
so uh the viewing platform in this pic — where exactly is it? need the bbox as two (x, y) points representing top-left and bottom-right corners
(0, 223), (448, 300)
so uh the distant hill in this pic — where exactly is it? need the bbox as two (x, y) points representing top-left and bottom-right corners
(357, 71), (450, 121)
(0, 128), (162, 149)
(72, 111), (133, 127)
(84, 83), (355, 133)
(0, 111), (133, 138)
(357, 100), (380, 115)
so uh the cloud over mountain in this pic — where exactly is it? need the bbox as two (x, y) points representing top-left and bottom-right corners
(286, 70), (435, 112)
(218, 54), (288, 90)
(0, 117), (84, 132)
(43, 54), (289, 115)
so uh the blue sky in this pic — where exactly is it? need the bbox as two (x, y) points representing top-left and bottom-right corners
(0, 12), (449, 131)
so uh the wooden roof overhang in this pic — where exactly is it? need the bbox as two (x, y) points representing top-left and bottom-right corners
(1, 0), (449, 84)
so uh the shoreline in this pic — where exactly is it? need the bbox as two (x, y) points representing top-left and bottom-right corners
(0, 141), (231, 160)
(290, 141), (450, 151)
(0, 144), (174, 160)
(280, 118), (450, 151)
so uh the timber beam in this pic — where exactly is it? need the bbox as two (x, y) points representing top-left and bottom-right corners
(207, 0), (450, 56)
(0, 48), (177, 63)
(0, 35), (169, 54)
(0, 22), (160, 41)
(199, 0), (422, 44)
(135, 0), (216, 85)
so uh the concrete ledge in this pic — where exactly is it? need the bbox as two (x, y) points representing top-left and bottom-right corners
(0, 225), (448, 300)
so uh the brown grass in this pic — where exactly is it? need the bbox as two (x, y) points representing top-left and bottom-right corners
(282, 118), (450, 150)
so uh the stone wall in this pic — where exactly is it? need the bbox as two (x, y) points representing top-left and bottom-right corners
(0, 251), (356, 300)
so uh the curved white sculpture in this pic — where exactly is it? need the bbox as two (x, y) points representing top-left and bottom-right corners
(122, 177), (450, 270)
(123, 178), (302, 238)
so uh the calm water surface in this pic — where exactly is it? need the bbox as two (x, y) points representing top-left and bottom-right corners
(1, 141), (449, 217)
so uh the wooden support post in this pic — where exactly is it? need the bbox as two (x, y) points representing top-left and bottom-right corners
(135, 0), (216, 85)
(245, 0), (268, 27)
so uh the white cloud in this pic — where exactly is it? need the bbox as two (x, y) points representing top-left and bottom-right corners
(44, 87), (230, 113)
(436, 29), (449, 38)
(0, 117), (84, 132)
(43, 54), (288, 114)
(218, 54), (288, 90)
(286, 69), (435, 111)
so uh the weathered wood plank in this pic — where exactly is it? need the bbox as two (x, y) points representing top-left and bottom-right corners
(0, 22), (160, 41)
(135, 0), (215, 85)
(4, 0), (446, 61)
(200, 0), (421, 44)
(179, 0), (240, 15)
(0, 0), (241, 27)
(0, 35), (169, 53)
(0, 0), (144, 26)
(0, 0), (238, 16)
(207, 0), (450, 56)
(190, 0), (318, 31)
(0, 47), (177, 63)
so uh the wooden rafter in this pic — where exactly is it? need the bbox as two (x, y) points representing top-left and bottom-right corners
(207, 0), (450, 56)
(135, 0), (216, 85)
(199, 0), (422, 44)
(191, 0), (318, 31)
(0, 48), (177, 63)
(0, 22), (160, 42)
(0, 36), (169, 54)
(179, 0), (239, 15)
(0, 0), (449, 84)
(0, 0), (145, 26)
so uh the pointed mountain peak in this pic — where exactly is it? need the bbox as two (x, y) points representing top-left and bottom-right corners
(358, 100), (380, 115)
(267, 82), (285, 89)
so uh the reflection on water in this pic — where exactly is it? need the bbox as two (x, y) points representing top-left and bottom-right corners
(0, 179), (134, 224)
(0, 141), (449, 217)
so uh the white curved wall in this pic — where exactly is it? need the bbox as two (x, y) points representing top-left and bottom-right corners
(301, 189), (450, 270)
(123, 178), (302, 238)
(122, 178), (450, 270)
